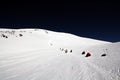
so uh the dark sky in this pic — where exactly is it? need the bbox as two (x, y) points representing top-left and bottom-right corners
(0, 1), (120, 42)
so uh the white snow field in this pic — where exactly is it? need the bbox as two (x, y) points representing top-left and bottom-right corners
(0, 29), (120, 80)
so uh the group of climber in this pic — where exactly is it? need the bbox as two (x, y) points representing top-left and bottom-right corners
(1, 33), (23, 39)
(81, 51), (91, 57)
(60, 48), (72, 53)
(81, 50), (107, 57)
(59, 48), (107, 58)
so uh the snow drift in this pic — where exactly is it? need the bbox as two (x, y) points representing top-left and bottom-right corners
(0, 29), (120, 80)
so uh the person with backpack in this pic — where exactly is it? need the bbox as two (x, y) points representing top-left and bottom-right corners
(85, 52), (91, 57)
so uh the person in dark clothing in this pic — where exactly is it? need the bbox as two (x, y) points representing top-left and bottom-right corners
(2, 34), (8, 38)
(85, 52), (91, 57)
(2, 34), (6, 37)
(19, 34), (23, 37)
(82, 51), (85, 55)
(65, 49), (68, 53)
(70, 50), (72, 53)
(101, 54), (106, 57)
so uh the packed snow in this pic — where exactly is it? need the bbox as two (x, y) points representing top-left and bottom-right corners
(0, 29), (120, 80)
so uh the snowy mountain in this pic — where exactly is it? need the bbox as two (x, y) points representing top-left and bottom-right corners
(0, 29), (120, 80)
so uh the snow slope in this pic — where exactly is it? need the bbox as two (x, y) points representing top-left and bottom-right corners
(0, 29), (120, 80)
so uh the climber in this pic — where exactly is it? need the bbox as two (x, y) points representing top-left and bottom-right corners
(82, 51), (85, 55)
(65, 49), (68, 53)
(70, 50), (72, 53)
(101, 54), (106, 57)
(85, 52), (91, 57)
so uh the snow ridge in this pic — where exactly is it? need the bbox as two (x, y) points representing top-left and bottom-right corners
(0, 28), (119, 80)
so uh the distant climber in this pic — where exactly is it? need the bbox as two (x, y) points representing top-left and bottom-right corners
(65, 49), (68, 53)
(50, 43), (53, 46)
(101, 54), (106, 57)
(2, 34), (6, 37)
(85, 52), (91, 57)
(70, 50), (72, 53)
(1, 34), (8, 38)
(45, 30), (48, 34)
(19, 34), (23, 37)
(82, 51), (85, 55)
(5, 36), (8, 38)
(60, 48), (64, 51)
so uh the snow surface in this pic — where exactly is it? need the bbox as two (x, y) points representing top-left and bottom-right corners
(0, 29), (120, 80)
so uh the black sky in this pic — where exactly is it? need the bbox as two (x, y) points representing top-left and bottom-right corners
(0, 1), (120, 42)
